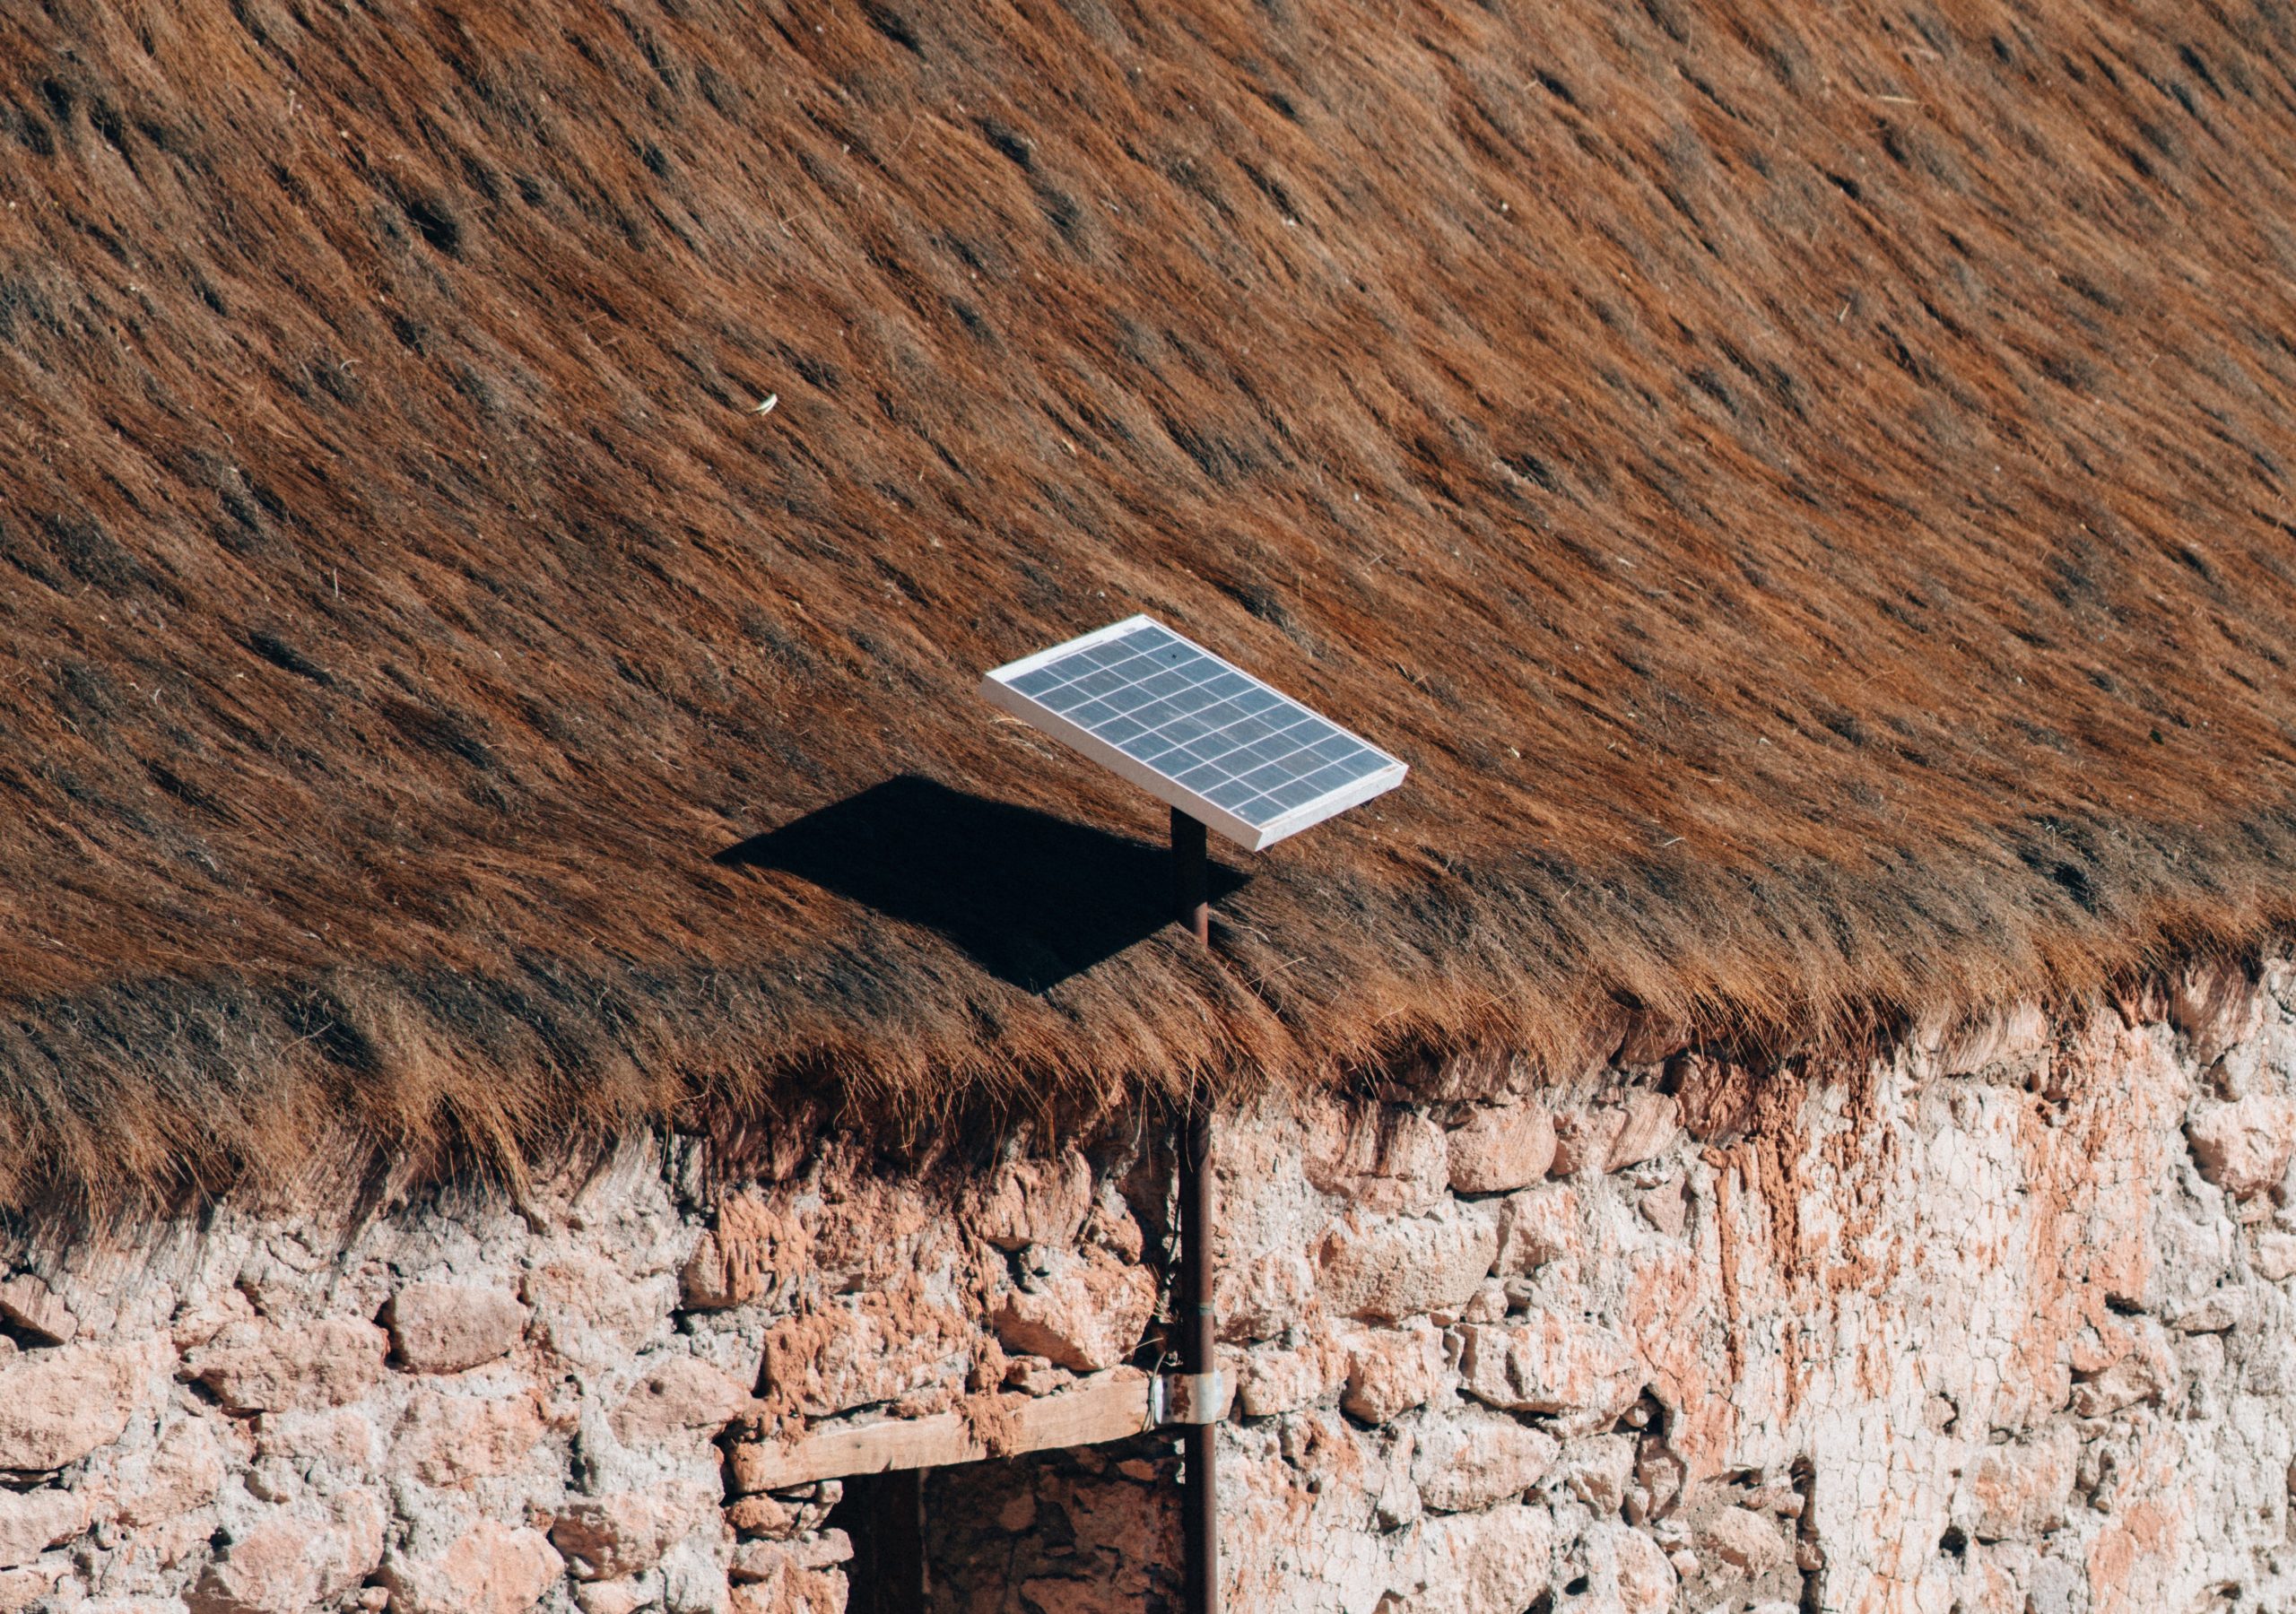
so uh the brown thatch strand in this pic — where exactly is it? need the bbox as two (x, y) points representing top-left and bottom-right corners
(1, 0), (2293, 1204)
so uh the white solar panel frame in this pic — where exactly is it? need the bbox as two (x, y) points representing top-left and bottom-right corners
(979, 614), (1407, 850)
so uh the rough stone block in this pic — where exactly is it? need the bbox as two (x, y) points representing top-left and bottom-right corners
(989, 1249), (1156, 1373)
(727, 1565), (848, 1614)
(1491, 1184), (1581, 1278)
(0, 1565), (61, 1612)
(0, 1344), (139, 1471)
(760, 1296), (971, 1419)
(1217, 1252), (1315, 1343)
(0, 1488), (83, 1570)
(684, 1192), (813, 1314)
(1558, 1433), (1637, 1514)
(1413, 1410), (1559, 1513)
(732, 1531), (853, 1581)
(2172, 959), (2265, 1064)
(117, 1416), (227, 1526)
(999, 1356), (1070, 1396)
(1699, 1506), (1791, 1576)
(680, 1231), (741, 1313)
(526, 1255), (672, 1374)
(611, 1354), (752, 1447)
(1639, 1179), (1689, 1237)
(396, 1388), (550, 1486)
(2255, 1230), (2296, 1281)
(1628, 1432), (1686, 1523)
(1962, 1428), (2076, 1541)
(383, 1521), (566, 1614)
(0, 1276), (74, 1345)
(550, 1482), (718, 1580)
(1551, 1107), (1628, 1177)
(2069, 1320), (2176, 1418)
(1417, 1505), (1554, 1614)
(185, 1318), (387, 1412)
(385, 1282), (528, 1374)
(187, 1491), (385, 1614)
(1605, 1093), (1681, 1172)
(726, 1491), (838, 1541)
(1446, 1105), (1556, 1194)
(257, 1407), (374, 1469)
(1316, 1202), (1499, 1323)
(1307, 1107), (1451, 1214)
(1341, 1325), (1443, 1425)
(1581, 1522), (1677, 1614)
(575, 1583), (651, 1614)
(1240, 1340), (1344, 1419)
(2187, 1096), (2296, 1196)
(968, 1154), (1093, 1252)
(1457, 1316), (1641, 1433)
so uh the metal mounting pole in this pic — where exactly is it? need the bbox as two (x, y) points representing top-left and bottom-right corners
(1179, 1091), (1218, 1614)
(1170, 807), (1218, 1614)
(1172, 807), (1209, 946)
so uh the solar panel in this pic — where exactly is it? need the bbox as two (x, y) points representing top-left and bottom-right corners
(980, 615), (1407, 850)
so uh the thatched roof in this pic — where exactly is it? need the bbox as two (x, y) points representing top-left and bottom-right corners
(4, 0), (2295, 1202)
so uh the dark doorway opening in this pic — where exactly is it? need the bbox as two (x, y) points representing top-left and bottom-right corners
(829, 1437), (1181, 1613)
(831, 1471), (926, 1613)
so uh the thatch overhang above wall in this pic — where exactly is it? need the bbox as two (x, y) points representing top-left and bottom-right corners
(1, 0), (2294, 1202)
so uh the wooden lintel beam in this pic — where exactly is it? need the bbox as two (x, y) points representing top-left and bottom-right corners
(730, 1369), (1155, 1493)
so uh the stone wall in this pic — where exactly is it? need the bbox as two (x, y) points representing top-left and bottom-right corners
(4, 960), (2296, 1613)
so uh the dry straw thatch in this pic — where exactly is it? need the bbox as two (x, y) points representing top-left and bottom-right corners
(2, 0), (2294, 1202)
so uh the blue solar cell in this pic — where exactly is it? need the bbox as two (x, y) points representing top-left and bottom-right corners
(1257, 776), (1329, 811)
(1203, 777), (1265, 811)
(1048, 683), (1087, 707)
(1162, 742), (1228, 771)
(1309, 763), (1370, 794)
(1236, 760), (1298, 794)
(1222, 739), (1295, 772)
(1063, 668), (1125, 700)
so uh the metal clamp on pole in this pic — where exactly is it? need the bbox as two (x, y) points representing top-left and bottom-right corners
(1152, 1370), (1231, 1427)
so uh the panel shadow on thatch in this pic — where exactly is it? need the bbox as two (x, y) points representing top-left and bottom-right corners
(715, 775), (1246, 992)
